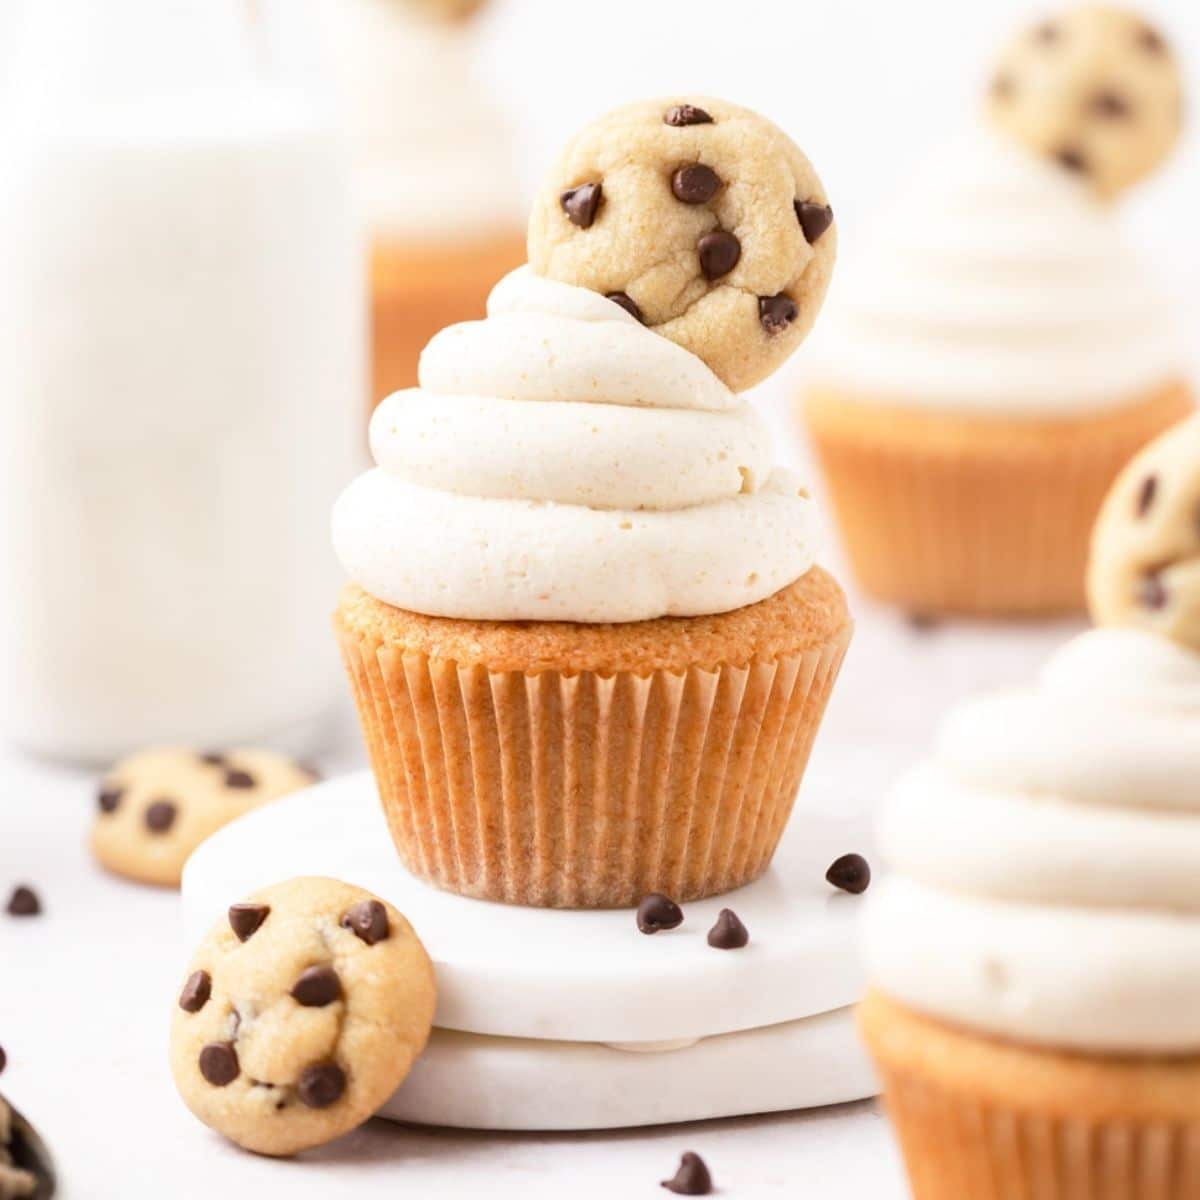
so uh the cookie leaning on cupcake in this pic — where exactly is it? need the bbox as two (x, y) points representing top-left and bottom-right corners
(333, 96), (849, 908)
(860, 415), (1200, 1199)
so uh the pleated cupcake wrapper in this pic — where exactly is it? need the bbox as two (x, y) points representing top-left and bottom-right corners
(337, 625), (850, 908)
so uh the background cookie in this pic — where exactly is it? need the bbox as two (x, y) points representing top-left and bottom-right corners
(396, 0), (488, 22)
(527, 96), (836, 393)
(1088, 415), (1200, 651)
(986, 5), (1183, 199)
(170, 877), (435, 1157)
(92, 748), (317, 888)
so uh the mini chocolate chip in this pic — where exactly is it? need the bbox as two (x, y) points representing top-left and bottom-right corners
(1091, 89), (1130, 118)
(826, 853), (871, 895)
(198, 752), (226, 766)
(6, 886), (41, 917)
(0, 1045), (6, 1074)
(297, 763), (322, 782)
(1054, 147), (1088, 174)
(991, 73), (1016, 100)
(636, 893), (683, 935)
(144, 800), (177, 833)
(228, 902), (270, 942)
(1137, 474), (1158, 517)
(1138, 572), (1168, 610)
(561, 182), (603, 229)
(1140, 26), (1166, 54)
(341, 899), (390, 946)
(697, 230), (741, 280)
(291, 965), (343, 1008)
(297, 1062), (346, 1109)
(1033, 21), (1060, 44)
(199, 1042), (239, 1087)
(706, 908), (749, 950)
(664, 104), (713, 127)
(224, 769), (256, 790)
(97, 786), (122, 814)
(671, 163), (720, 205)
(662, 1152), (713, 1195)
(908, 612), (940, 632)
(758, 293), (798, 335)
(179, 970), (212, 1013)
(607, 291), (645, 323)
(795, 200), (834, 244)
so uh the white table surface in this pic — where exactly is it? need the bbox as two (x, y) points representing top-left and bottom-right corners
(0, 395), (1087, 1198)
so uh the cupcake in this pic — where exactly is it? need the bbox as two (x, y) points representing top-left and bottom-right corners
(322, 0), (526, 413)
(332, 97), (850, 908)
(801, 4), (1192, 617)
(860, 415), (1200, 1196)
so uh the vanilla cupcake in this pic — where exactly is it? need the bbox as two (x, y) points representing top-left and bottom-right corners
(332, 98), (850, 908)
(801, 5), (1192, 617)
(861, 415), (1200, 1197)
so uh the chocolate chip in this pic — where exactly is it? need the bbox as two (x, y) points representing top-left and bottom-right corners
(1034, 21), (1060, 44)
(636, 893), (683, 935)
(0, 1045), (6, 1075)
(1138, 572), (1168, 610)
(758, 293), (797, 335)
(179, 970), (212, 1013)
(826, 853), (871, 895)
(664, 104), (713, 127)
(607, 291), (645, 323)
(291, 965), (343, 1008)
(706, 908), (749, 950)
(199, 1042), (239, 1087)
(698, 230), (741, 280)
(6, 886), (40, 917)
(1091, 89), (1130, 118)
(907, 612), (940, 632)
(1136, 474), (1158, 517)
(297, 763), (322, 782)
(671, 163), (720, 205)
(224, 769), (256, 790)
(198, 752), (226, 766)
(795, 200), (834, 244)
(662, 1152), (713, 1195)
(97, 786), (122, 814)
(561, 182), (603, 229)
(144, 800), (176, 833)
(297, 1062), (346, 1109)
(228, 902), (270, 942)
(341, 899), (390, 946)
(1139, 26), (1166, 54)
(1054, 147), (1088, 174)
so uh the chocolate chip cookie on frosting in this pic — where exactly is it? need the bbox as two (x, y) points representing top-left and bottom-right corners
(333, 96), (851, 909)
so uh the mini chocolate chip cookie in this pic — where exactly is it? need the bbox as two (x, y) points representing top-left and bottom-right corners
(527, 96), (836, 393)
(170, 876), (436, 1156)
(92, 748), (318, 888)
(1088, 415), (1200, 650)
(986, 6), (1182, 199)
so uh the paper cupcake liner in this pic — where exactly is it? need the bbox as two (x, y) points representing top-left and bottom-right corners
(336, 623), (850, 908)
(802, 383), (1193, 617)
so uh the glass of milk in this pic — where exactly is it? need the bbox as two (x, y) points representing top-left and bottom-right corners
(0, 0), (365, 762)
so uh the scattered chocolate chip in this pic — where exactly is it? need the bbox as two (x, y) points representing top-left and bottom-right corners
(1033, 21), (1060, 44)
(1054, 147), (1088, 174)
(0, 1045), (6, 1075)
(199, 1042), (239, 1087)
(1138, 572), (1168, 610)
(671, 163), (721, 205)
(4, 1101), (56, 1195)
(6, 886), (40, 917)
(1091, 89), (1130, 118)
(228, 903), (270, 942)
(662, 1151), (713, 1195)
(198, 752), (227, 766)
(224, 769), (256, 790)
(179, 970), (212, 1014)
(1136, 474), (1158, 517)
(607, 291), (645, 322)
(1139, 26), (1166, 54)
(561, 182), (603, 229)
(991, 73), (1016, 100)
(698, 230), (741, 280)
(907, 612), (940, 632)
(758, 293), (798, 335)
(636, 893), (683, 935)
(144, 800), (177, 833)
(297, 763), (322, 782)
(707, 908), (749, 950)
(664, 104), (713, 127)
(97, 786), (122, 814)
(341, 899), (390, 946)
(291, 965), (343, 1008)
(297, 1062), (346, 1109)
(795, 200), (834, 244)
(826, 853), (871, 895)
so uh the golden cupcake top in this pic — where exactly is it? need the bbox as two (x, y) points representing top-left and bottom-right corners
(1088, 415), (1200, 651)
(985, 4), (1183, 199)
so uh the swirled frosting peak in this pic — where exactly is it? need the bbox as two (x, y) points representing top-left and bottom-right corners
(333, 268), (819, 623)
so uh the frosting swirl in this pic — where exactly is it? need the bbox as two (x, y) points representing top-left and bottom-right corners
(333, 268), (818, 623)
(864, 627), (1200, 1053)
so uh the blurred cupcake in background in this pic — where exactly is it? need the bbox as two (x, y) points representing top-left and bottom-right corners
(322, 0), (526, 412)
(800, 5), (1193, 619)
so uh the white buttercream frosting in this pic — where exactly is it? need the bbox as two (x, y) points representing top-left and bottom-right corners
(333, 268), (819, 623)
(808, 126), (1182, 414)
(864, 627), (1200, 1053)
